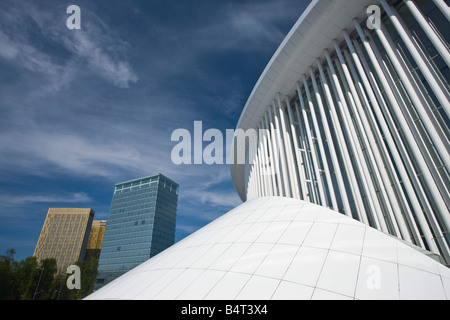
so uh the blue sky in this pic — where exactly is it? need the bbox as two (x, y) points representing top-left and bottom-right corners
(0, 0), (310, 261)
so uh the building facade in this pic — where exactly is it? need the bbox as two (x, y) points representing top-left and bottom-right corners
(95, 174), (179, 288)
(231, 0), (450, 263)
(33, 208), (94, 274)
(85, 220), (107, 260)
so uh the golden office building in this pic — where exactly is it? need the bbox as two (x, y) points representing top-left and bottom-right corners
(85, 220), (107, 260)
(33, 208), (94, 274)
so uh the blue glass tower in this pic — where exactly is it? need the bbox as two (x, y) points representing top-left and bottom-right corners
(95, 174), (178, 289)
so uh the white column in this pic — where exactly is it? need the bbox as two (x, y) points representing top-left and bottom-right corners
(433, 0), (450, 21)
(247, 165), (253, 200)
(286, 97), (308, 201)
(324, 50), (370, 226)
(343, 46), (403, 238)
(375, 13), (450, 173)
(254, 126), (263, 198)
(365, 28), (450, 257)
(352, 37), (423, 246)
(317, 60), (364, 220)
(310, 64), (352, 216)
(250, 151), (257, 200)
(302, 75), (338, 211)
(259, 121), (271, 197)
(250, 130), (258, 199)
(381, 0), (450, 117)
(344, 31), (411, 241)
(297, 82), (326, 206)
(333, 40), (389, 233)
(403, 0), (450, 67)
(268, 108), (285, 197)
(294, 101), (314, 203)
(258, 122), (268, 197)
(355, 21), (442, 254)
(331, 57), (383, 231)
(283, 97), (303, 200)
(374, 21), (450, 217)
(264, 113), (279, 197)
(271, 102), (292, 198)
(277, 94), (301, 200)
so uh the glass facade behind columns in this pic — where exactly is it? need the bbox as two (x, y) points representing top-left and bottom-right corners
(95, 174), (178, 289)
(242, 0), (450, 263)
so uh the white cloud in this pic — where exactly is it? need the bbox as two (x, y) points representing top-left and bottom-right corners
(182, 189), (242, 208)
(0, 30), (61, 76)
(0, 30), (19, 59)
(0, 192), (92, 206)
(0, 1), (138, 90)
(188, 0), (299, 52)
(0, 129), (148, 178)
(176, 223), (202, 235)
(59, 22), (138, 88)
(180, 166), (242, 209)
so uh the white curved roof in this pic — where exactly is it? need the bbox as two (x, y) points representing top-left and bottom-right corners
(230, 0), (376, 200)
(86, 197), (450, 300)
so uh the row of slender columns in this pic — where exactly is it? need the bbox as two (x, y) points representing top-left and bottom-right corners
(354, 23), (449, 258)
(343, 30), (414, 244)
(405, 0), (450, 68)
(308, 67), (350, 216)
(373, 0), (449, 258)
(244, 0), (449, 260)
(294, 101), (314, 203)
(357, 23), (442, 252)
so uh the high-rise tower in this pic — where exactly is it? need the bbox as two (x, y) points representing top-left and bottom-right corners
(95, 174), (178, 289)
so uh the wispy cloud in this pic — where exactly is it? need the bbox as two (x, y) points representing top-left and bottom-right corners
(179, 165), (242, 216)
(188, 0), (299, 52)
(0, 30), (62, 76)
(0, 0), (138, 91)
(59, 18), (138, 88)
(0, 0), (307, 259)
(182, 189), (241, 208)
(0, 128), (161, 179)
(176, 223), (202, 235)
(0, 192), (92, 206)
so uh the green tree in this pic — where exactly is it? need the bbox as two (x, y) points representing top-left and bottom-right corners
(35, 258), (57, 300)
(20, 257), (57, 300)
(0, 249), (99, 300)
(0, 249), (17, 299)
(77, 258), (98, 299)
(48, 273), (67, 300)
(12, 256), (38, 300)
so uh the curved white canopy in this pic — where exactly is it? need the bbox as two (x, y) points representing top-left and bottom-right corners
(86, 197), (450, 300)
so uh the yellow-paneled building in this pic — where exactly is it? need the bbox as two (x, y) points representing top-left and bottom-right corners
(85, 220), (107, 260)
(33, 208), (95, 274)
